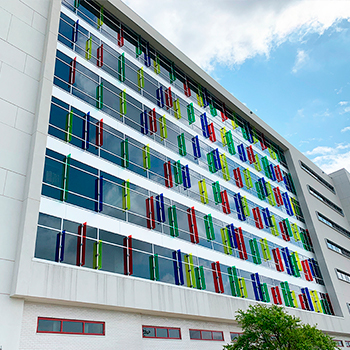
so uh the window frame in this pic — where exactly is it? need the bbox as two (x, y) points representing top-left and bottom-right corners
(334, 339), (344, 347)
(37, 317), (105, 335)
(326, 240), (350, 259)
(308, 186), (343, 216)
(300, 161), (335, 193)
(317, 212), (350, 240)
(230, 332), (243, 342)
(189, 328), (224, 341)
(142, 325), (181, 339)
(336, 269), (350, 284)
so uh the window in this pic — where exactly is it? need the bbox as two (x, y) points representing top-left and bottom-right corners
(230, 332), (243, 342)
(347, 303), (350, 314)
(37, 317), (105, 335)
(300, 161), (335, 193)
(308, 186), (343, 216)
(336, 270), (350, 284)
(326, 240), (350, 259)
(334, 340), (344, 347)
(142, 326), (181, 339)
(317, 213), (350, 240)
(345, 340), (350, 347)
(189, 329), (224, 341)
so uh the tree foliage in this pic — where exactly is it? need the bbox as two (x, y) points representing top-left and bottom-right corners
(224, 304), (337, 350)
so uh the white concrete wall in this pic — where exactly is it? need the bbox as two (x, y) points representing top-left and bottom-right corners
(0, 0), (59, 349)
(331, 168), (350, 226)
(20, 301), (350, 350)
(285, 147), (350, 328)
(18, 301), (350, 350)
(2, 0), (350, 349)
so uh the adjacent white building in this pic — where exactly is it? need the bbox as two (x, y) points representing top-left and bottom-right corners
(0, 0), (350, 349)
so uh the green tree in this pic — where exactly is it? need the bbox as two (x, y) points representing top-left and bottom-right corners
(224, 304), (337, 350)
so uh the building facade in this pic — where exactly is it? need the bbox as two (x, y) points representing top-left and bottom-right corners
(1, 0), (350, 349)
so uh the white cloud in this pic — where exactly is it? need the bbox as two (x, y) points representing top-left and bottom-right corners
(305, 146), (335, 156)
(336, 143), (350, 150)
(305, 144), (350, 173)
(121, 0), (350, 71)
(341, 126), (350, 132)
(312, 151), (350, 174)
(335, 87), (343, 94)
(339, 101), (348, 106)
(292, 49), (309, 73)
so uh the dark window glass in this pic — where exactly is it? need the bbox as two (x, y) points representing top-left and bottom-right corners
(124, 57), (139, 92)
(164, 118), (179, 154)
(101, 175), (125, 221)
(74, 22), (89, 59)
(49, 97), (69, 142)
(72, 61), (99, 107)
(230, 332), (241, 341)
(148, 149), (166, 183)
(38, 319), (61, 332)
(168, 328), (180, 339)
(58, 13), (74, 49)
(67, 158), (97, 211)
(38, 212), (61, 230)
(128, 139), (146, 178)
(143, 71), (158, 105)
(201, 331), (212, 340)
(156, 255), (175, 285)
(212, 331), (223, 340)
(198, 258), (215, 293)
(124, 94), (142, 131)
(156, 328), (168, 338)
(54, 50), (71, 92)
(101, 42), (120, 80)
(100, 124), (123, 166)
(34, 227), (57, 262)
(60, 232), (77, 266)
(101, 78), (121, 119)
(84, 322), (104, 334)
(143, 327), (155, 338)
(133, 240), (152, 279)
(42, 150), (65, 200)
(62, 321), (83, 333)
(189, 330), (201, 339)
(100, 230), (124, 274)
(101, 16), (118, 43)
(78, 0), (99, 28)
(69, 108), (86, 150)
(128, 186), (147, 228)
(176, 204), (191, 242)
(62, 0), (74, 10)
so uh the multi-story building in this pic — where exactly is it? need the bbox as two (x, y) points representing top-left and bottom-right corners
(1, 0), (350, 348)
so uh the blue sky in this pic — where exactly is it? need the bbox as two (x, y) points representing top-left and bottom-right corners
(122, 0), (350, 174)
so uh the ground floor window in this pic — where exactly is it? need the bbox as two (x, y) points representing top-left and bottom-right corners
(142, 325), (181, 339)
(189, 329), (224, 341)
(37, 317), (105, 335)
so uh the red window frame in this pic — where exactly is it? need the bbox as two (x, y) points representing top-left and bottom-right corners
(230, 332), (243, 342)
(37, 317), (105, 335)
(345, 340), (350, 347)
(189, 329), (224, 341)
(142, 325), (181, 339)
(335, 340), (344, 347)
